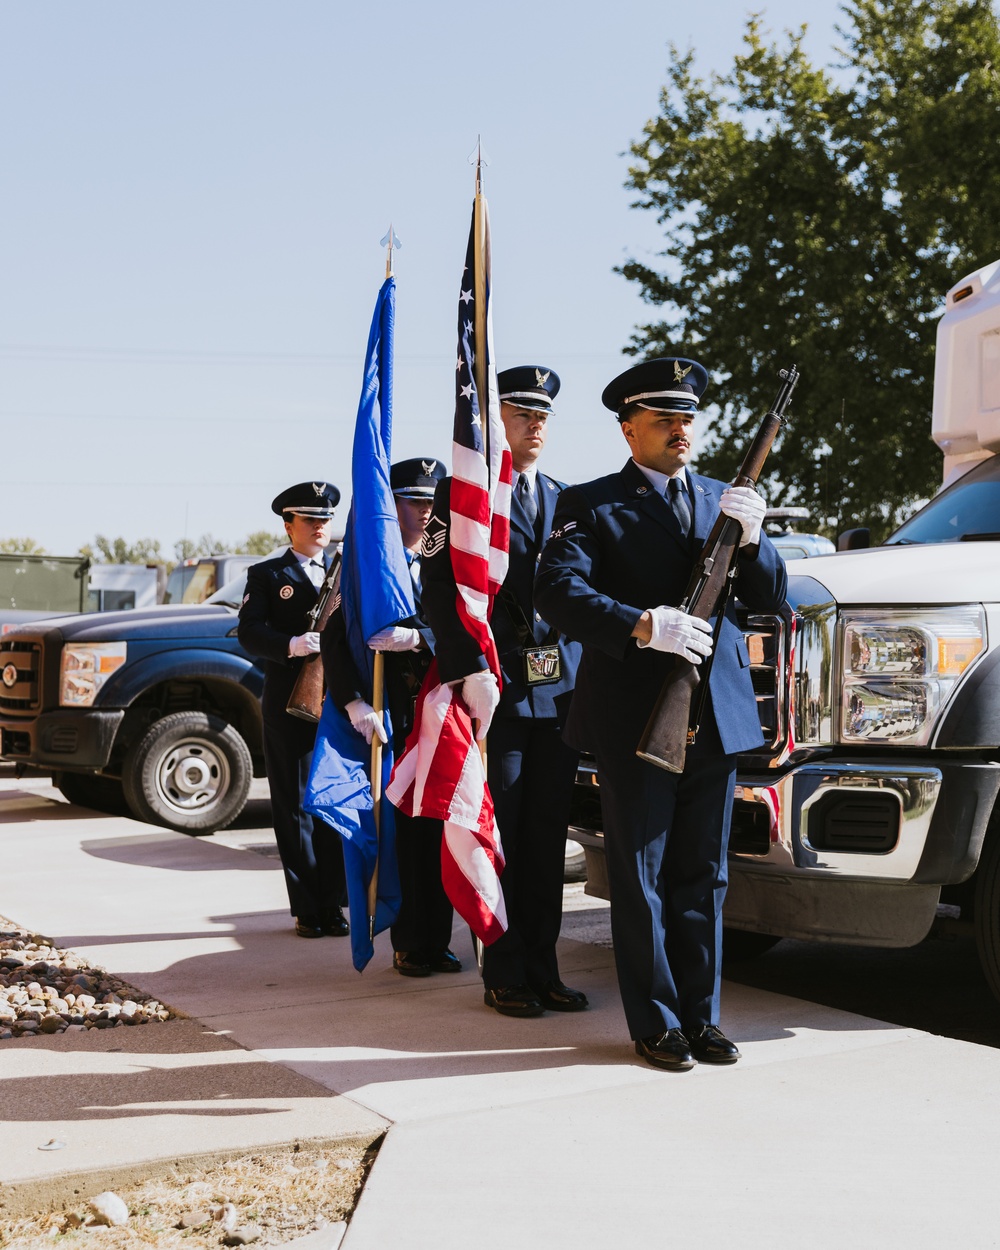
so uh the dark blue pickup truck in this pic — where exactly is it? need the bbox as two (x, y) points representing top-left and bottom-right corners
(0, 574), (265, 833)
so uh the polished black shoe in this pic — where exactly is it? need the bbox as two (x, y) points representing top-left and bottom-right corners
(320, 907), (350, 937)
(425, 949), (462, 974)
(393, 951), (433, 978)
(687, 1024), (741, 1065)
(529, 980), (589, 1012)
(483, 985), (545, 1017)
(634, 1029), (696, 1072)
(294, 915), (325, 939)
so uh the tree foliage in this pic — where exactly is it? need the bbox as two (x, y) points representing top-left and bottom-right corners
(173, 531), (285, 561)
(620, 0), (1000, 538)
(81, 535), (164, 564)
(0, 537), (48, 554)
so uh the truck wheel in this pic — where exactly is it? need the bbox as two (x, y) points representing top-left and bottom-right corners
(122, 711), (252, 835)
(55, 771), (129, 816)
(723, 927), (782, 964)
(974, 814), (1000, 1002)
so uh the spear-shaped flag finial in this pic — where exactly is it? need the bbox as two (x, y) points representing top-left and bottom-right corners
(380, 224), (401, 279)
(467, 135), (491, 195)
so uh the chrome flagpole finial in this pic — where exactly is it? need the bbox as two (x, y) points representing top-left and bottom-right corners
(467, 135), (491, 194)
(380, 224), (401, 279)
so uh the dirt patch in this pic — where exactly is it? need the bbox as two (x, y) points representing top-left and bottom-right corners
(0, 1139), (381, 1248)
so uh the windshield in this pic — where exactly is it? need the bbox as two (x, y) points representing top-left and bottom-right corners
(887, 455), (1000, 545)
(204, 548), (288, 609)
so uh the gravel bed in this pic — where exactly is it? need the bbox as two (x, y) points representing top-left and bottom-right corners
(0, 915), (175, 1039)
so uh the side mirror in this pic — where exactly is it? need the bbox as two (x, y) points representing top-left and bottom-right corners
(837, 527), (870, 551)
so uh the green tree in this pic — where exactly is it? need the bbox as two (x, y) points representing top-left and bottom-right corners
(81, 535), (163, 564)
(0, 537), (48, 554)
(236, 530), (286, 555)
(620, 0), (1000, 538)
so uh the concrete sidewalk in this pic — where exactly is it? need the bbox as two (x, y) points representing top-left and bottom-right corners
(2, 775), (998, 1248)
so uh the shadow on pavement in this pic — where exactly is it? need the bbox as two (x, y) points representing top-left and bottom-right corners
(35, 908), (908, 1098)
(79, 834), (280, 872)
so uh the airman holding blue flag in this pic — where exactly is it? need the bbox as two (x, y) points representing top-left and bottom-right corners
(322, 456), (461, 977)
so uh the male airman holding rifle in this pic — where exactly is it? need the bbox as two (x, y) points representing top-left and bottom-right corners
(534, 358), (787, 1070)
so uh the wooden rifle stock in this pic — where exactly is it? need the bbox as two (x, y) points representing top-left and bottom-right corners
(285, 550), (343, 723)
(635, 365), (799, 772)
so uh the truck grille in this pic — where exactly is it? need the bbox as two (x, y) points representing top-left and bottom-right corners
(741, 612), (784, 750)
(0, 640), (42, 712)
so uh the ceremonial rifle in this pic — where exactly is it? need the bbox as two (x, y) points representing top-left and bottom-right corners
(285, 549), (343, 723)
(635, 364), (799, 773)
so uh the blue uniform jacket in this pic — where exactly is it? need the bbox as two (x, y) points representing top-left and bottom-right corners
(237, 548), (332, 716)
(533, 460), (787, 757)
(421, 471), (581, 721)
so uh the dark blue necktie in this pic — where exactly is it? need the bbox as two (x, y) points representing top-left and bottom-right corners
(667, 476), (691, 538)
(518, 473), (538, 527)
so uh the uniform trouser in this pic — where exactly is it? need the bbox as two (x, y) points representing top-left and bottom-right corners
(262, 709), (346, 919)
(390, 810), (454, 956)
(483, 717), (580, 989)
(596, 726), (737, 1039)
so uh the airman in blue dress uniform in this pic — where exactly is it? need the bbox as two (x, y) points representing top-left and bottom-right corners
(420, 366), (586, 1018)
(320, 457), (462, 978)
(238, 481), (349, 940)
(534, 358), (787, 1069)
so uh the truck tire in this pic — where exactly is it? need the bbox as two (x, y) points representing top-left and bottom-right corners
(722, 927), (782, 964)
(122, 711), (252, 835)
(55, 771), (130, 816)
(974, 811), (1000, 1002)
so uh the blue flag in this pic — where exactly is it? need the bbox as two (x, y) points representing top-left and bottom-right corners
(305, 275), (413, 972)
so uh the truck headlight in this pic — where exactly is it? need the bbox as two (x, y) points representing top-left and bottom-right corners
(60, 643), (127, 708)
(840, 607), (984, 745)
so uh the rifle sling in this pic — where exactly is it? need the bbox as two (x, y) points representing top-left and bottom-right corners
(497, 584), (557, 648)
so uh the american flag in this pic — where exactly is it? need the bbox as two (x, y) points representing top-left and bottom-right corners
(386, 198), (512, 944)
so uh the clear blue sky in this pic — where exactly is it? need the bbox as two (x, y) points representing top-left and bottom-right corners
(0, 0), (844, 556)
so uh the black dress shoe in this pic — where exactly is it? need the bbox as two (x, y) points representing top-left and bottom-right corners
(483, 985), (545, 1017)
(687, 1024), (741, 1064)
(425, 949), (462, 974)
(529, 980), (589, 1012)
(294, 915), (325, 939)
(393, 951), (433, 978)
(634, 1029), (696, 1071)
(320, 907), (350, 937)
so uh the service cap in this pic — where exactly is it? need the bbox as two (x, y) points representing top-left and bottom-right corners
(602, 357), (708, 418)
(497, 365), (561, 413)
(390, 457), (446, 499)
(271, 481), (341, 518)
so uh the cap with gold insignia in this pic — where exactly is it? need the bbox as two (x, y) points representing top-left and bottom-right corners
(601, 357), (708, 419)
(271, 480), (341, 518)
(390, 457), (446, 499)
(497, 365), (561, 413)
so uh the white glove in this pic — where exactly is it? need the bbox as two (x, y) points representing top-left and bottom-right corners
(460, 670), (500, 741)
(638, 606), (714, 664)
(720, 486), (765, 548)
(345, 699), (388, 745)
(368, 626), (422, 652)
(288, 632), (321, 657)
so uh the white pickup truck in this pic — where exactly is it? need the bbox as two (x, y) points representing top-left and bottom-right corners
(575, 259), (1000, 1001)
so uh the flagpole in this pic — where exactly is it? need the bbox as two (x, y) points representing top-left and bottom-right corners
(472, 140), (489, 458)
(367, 649), (384, 941)
(366, 225), (399, 941)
